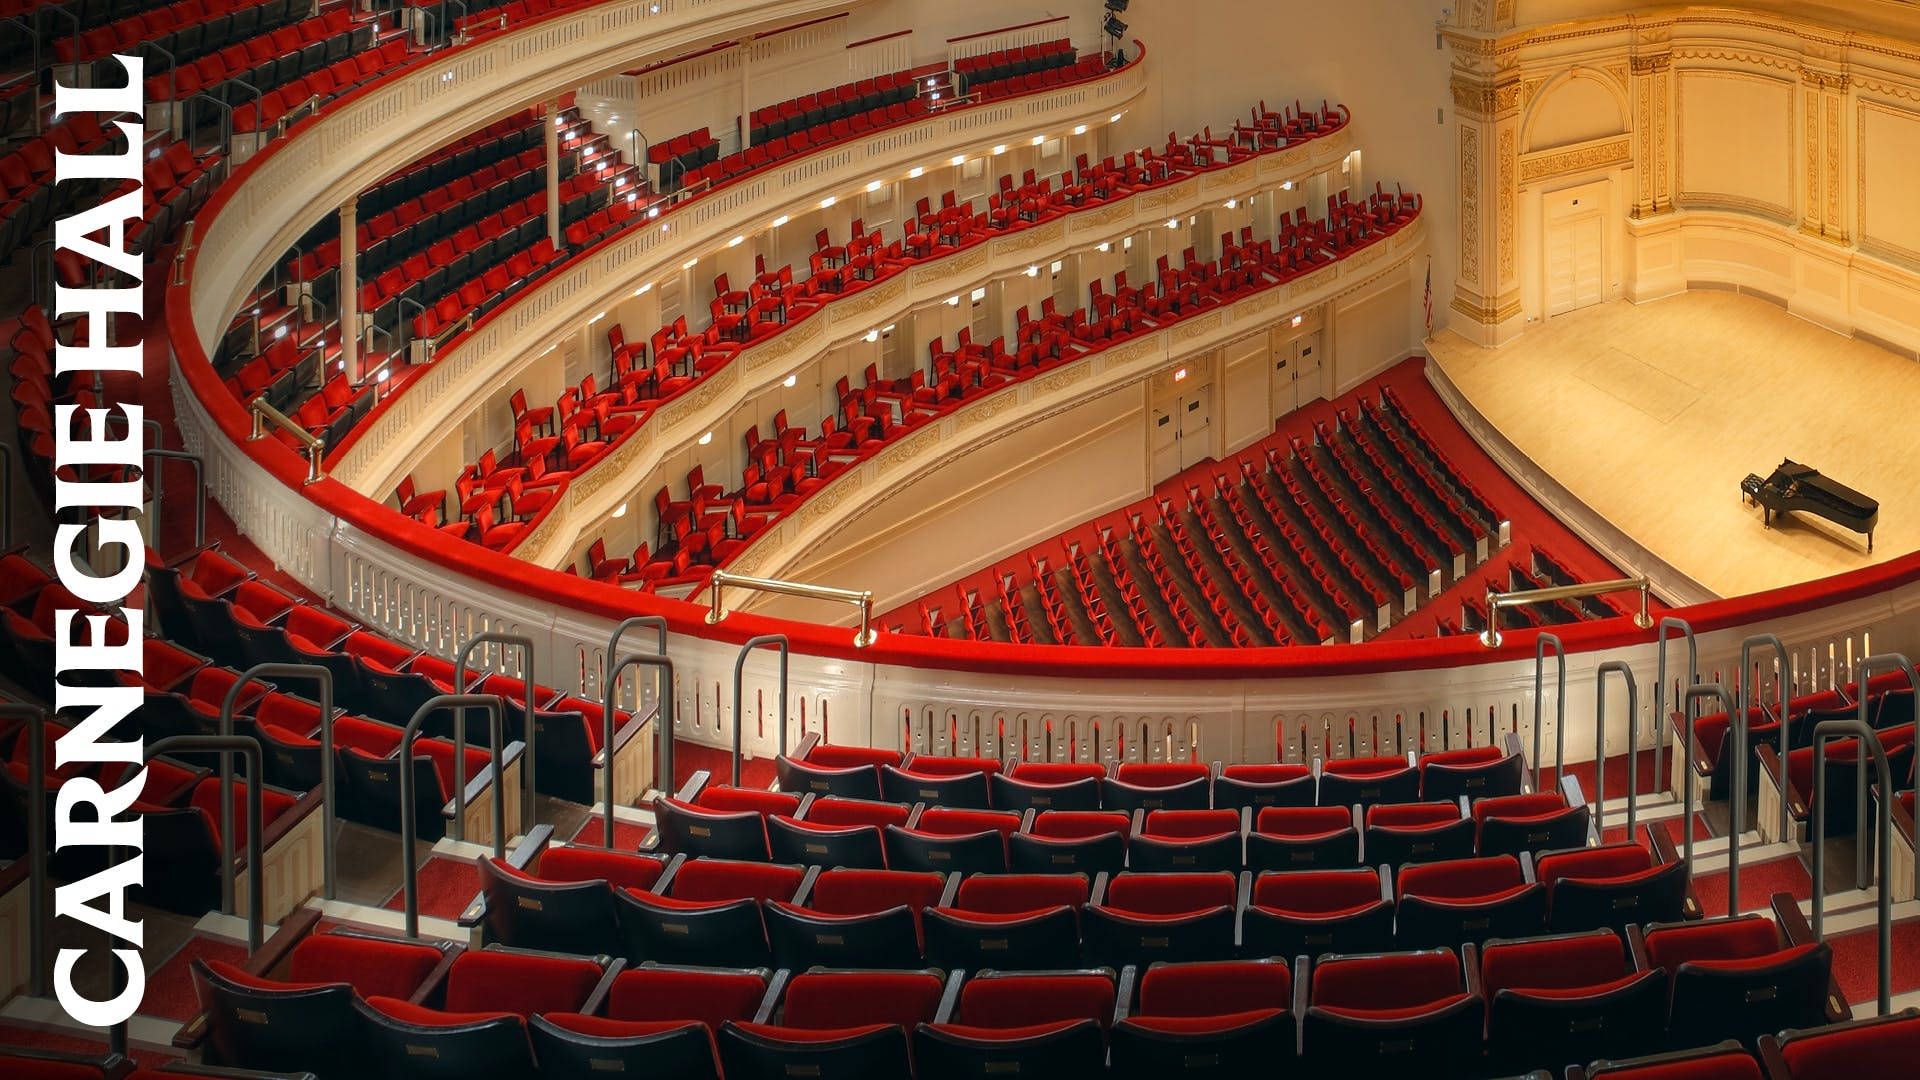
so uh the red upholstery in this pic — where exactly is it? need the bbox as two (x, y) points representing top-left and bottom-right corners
(1256, 805), (1353, 837)
(1311, 951), (1464, 1015)
(1479, 931), (1628, 995)
(1010, 762), (1107, 784)
(1367, 802), (1462, 828)
(695, 785), (802, 817)
(285, 933), (444, 1000)
(1138, 960), (1291, 1017)
(607, 966), (766, 1028)
(806, 743), (904, 770)
(1778, 1013), (1920, 1080)
(809, 869), (946, 914)
(1142, 809), (1240, 838)
(1471, 792), (1567, 826)
(1397, 855), (1528, 901)
(957, 973), (1115, 1028)
(804, 796), (912, 829)
(1535, 843), (1656, 887)
(1419, 746), (1505, 769)
(1252, 869), (1381, 914)
(1030, 810), (1131, 839)
(442, 951), (602, 1016)
(1644, 916), (1781, 973)
(1104, 872), (1236, 914)
(1322, 755), (1410, 777)
(186, 778), (296, 847)
(364, 996), (519, 1027)
(781, 970), (945, 1029)
(537, 846), (667, 892)
(901, 754), (1002, 777)
(916, 807), (1022, 837)
(954, 873), (1090, 913)
(669, 859), (806, 903)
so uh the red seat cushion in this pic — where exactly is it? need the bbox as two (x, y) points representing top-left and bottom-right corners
(606, 966), (766, 1028)
(957, 973), (1114, 1028)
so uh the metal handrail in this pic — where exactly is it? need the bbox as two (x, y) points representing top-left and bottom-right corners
(731, 635), (789, 787)
(104, 733), (264, 1054)
(1595, 660), (1637, 839)
(1532, 632), (1565, 793)
(1479, 576), (1654, 647)
(144, 448), (207, 551)
(454, 632), (538, 834)
(1, 17), (43, 135)
(172, 220), (197, 286)
(1810, 703), (1899, 1014)
(139, 41), (176, 132)
(1682, 683), (1741, 914)
(604, 653), (675, 848)
(220, 664), (339, 900)
(707, 569), (876, 646)
(144, 735), (265, 949)
(7, 702), (47, 997)
(248, 398), (325, 483)
(1653, 616), (1698, 813)
(1739, 633), (1791, 842)
(605, 615), (667, 707)
(398, 695), (505, 938)
(187, 91), (233, 159)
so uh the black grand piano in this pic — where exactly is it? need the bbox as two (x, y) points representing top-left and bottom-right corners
(1741, 460), (1879, 552)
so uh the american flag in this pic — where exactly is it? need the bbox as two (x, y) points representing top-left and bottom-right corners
(1422, 256), (1433, 339)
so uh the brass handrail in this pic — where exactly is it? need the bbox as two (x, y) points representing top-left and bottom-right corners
(248, 398), (324, 484)
(1479, 576), (1653, 647)
(706, 569), (876, 647)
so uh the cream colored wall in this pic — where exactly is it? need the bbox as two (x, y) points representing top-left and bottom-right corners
(1460, 4), (1920, 351)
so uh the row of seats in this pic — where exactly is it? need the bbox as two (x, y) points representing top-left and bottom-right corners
(138, 544), (633, 804)
(145, 9), (376, 110)
(68, 0), (308, 68)
(227, 870), (1842, 1080)
(564, 182), (1416, 588)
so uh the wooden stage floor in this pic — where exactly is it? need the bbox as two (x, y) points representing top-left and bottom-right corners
(1429, 290), (1918, 598)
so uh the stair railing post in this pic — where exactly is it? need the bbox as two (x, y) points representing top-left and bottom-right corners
(604, 653), (675, 848)
(1654, 617), (1697, 808)
(1682, 684), (1739, 914)
(398, 694), (505, 938)
(454, 632), (538, 834)
(1595, 661), (1637, 838)
(1739, 633), (1792, 842)
(221, 664), (338, 899)
(1533, 632), (1565, 793)
(6, 703), (47, 996)
(730, 635), (790, 787)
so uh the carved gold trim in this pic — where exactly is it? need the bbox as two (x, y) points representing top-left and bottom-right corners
(1519, 136), (1631, 184)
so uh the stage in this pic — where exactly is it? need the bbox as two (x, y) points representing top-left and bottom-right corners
(1429, 290), (1918, 599)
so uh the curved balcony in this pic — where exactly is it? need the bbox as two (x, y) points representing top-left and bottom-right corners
(167, 9), (1920, 773)
(327, 47), (1153, 498)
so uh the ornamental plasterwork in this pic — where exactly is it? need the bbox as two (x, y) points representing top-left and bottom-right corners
(830, 276), (907, 320)
(1672, 68), (1796, 224)
(912, 242), (990, 284)
(1035, 363), (1090, 395)
(744, 317), (825, 369)
(991, 219), (1067, 255)
(1072, 200), (1136, 232)
(1497, 127), (1516, 281)
(1200, 162), (1256, 190)
(1460, 124), (1481, 285)
(1172, 311), (1223, 343)
(1518, 137), (1632, 184)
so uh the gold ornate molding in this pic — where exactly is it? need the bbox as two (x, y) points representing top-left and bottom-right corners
(1519, 137), (1632, 184)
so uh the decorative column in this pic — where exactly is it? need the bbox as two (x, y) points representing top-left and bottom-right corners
(1630, 51), (1673, 218)
(339, 196), (359, 385)
(545, 97), (562, 247)
(1798, 64), (1849, 244)
(1448, 63), (1524, 346)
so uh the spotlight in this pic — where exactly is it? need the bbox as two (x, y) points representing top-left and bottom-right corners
(1105, 0), (1129, 10)
(1104, 14), (1127, 38)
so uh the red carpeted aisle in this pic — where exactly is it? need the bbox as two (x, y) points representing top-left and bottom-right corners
(382, 855), (483, 919)
(138, 935), (251, 1023)
(1692, 855), (1812, 918)
(673, 739), (776, 790)
(1827, 918), (1920, 1004)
